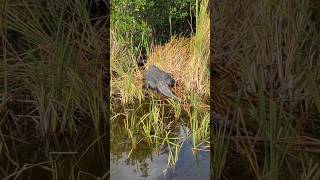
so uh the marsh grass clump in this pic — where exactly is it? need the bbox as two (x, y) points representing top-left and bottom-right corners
(110, 30), (145, 104)
(0, 0), (107, 136)
(111, 0), (209, 105)
(213, 0), (320, 179)
(0, 0), (109, 179)
(111, 99), (182, 164)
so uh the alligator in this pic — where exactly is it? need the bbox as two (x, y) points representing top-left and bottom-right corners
(143, 65), (183, 103)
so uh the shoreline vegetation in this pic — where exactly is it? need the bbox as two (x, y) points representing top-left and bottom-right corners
(110, 0), (210, 172)
(212, 0), (320, 179)
(1, 0), (109, 179)
(1, 0), (107, 136)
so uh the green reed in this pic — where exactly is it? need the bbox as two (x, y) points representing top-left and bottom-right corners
(0, 0), (106, 136)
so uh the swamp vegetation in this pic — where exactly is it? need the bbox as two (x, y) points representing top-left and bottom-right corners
(212, 0), (320, 179)
(1, 0), (319, 179)
(0, 0), (109, 179)
(110, 0), (210, 179)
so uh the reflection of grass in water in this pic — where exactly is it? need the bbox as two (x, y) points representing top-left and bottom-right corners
(166, 138), (182, 167)
(111, 99), (183, 167)
(0, 131), (108, 179)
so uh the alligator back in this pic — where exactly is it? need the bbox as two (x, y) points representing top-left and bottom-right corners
(145, 66), (174, 83)
(144, 65), (183, 103)
(145, 66), (163, 83)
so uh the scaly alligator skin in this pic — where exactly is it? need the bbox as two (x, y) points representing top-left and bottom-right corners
(143, 65), (183, 103)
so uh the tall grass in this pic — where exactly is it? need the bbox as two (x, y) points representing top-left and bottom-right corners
(111, 99), (181, 166)
(187, 0), (210, 97)
(110, 29), (145, 104)
(213, 0), (320, 179)
(0, 0), (106, 136)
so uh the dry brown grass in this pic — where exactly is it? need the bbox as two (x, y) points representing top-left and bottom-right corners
(111, 0), (209, 105)
(145, 37), (192, 99)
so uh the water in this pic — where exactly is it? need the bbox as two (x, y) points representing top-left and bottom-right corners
(1, 99), (209, 179)
(0, 128), (108, 180)
(110, 125), (210, 180)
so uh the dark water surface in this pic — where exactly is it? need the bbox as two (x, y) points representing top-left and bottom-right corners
(0, 128), (108, 180)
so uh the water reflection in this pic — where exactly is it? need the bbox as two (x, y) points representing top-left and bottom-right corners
(110, 126), (209, 180)
(0, 129), (108, 180)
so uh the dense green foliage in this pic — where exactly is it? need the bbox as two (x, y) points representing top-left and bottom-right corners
(111, 0), (196, 46)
